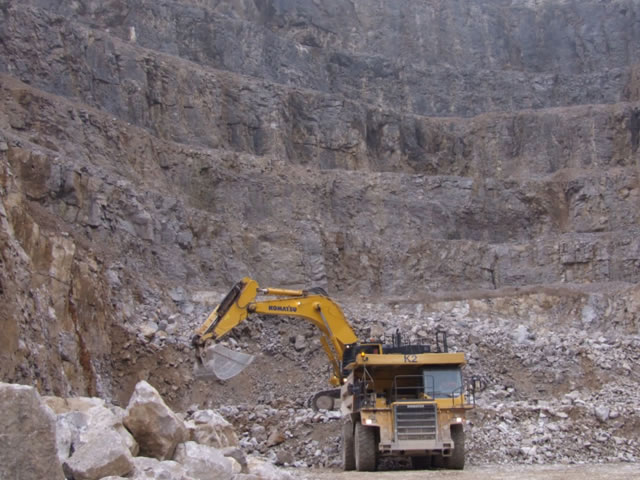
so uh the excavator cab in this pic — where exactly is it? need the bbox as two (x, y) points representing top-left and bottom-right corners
(341, 343), (382, 378)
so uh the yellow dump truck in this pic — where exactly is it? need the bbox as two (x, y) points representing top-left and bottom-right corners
(339, 335), (471, 470)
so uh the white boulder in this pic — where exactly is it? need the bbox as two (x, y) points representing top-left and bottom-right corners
(62, 429), (134, 480)
(185, 409), (239, 448)
(124, 381), (188, 460)
(53, 403), (139, 461)
(173, 441), (235, 480)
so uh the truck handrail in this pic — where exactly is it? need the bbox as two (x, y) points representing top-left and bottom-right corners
(392, 374), (424, 401)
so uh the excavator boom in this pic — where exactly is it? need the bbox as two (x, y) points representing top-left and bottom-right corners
(193, 277), (358, 385)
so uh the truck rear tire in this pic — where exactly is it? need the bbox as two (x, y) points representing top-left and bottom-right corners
(342, 422), (355, 471)
(444, 425), (465, 470)
(354, 422), (377, 471)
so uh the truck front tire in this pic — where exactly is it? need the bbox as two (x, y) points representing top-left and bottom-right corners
(354, 422), (377, 471)
(444, 425), (465, 470)
(342, 422), (355, 471)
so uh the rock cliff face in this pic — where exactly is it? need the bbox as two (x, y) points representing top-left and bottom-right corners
(0, 0), (639, 467)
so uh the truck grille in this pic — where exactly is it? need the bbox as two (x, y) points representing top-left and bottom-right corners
(394, 403), (437, 442)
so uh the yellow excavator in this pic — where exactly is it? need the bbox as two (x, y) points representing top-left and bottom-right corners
(192, 277), (478, 471)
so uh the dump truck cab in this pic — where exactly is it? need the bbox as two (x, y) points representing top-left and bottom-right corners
(340, 338), (473, 471)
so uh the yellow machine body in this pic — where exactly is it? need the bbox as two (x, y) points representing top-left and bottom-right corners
(193, 277), (476, 471)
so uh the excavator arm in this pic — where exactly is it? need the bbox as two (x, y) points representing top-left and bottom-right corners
(193, 277), (359, 386)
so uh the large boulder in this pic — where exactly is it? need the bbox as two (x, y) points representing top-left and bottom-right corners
(44, 395), (138, 460)
(85, 404), (139, 455)
(124, 381), (188, 460)
(51, 402), (139, 461)
(62, 430), (134, 480)
(0, 383), (65, 480)
(173, 441), (236, 480)
(185, 409), (239, 448)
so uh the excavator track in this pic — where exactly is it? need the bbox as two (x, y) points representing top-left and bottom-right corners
(308, 388), (341, 411)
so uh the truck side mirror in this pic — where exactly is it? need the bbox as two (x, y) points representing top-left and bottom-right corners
(471, 375), (486, 392)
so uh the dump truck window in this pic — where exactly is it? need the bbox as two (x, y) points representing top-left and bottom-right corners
(423, 367), (463, 398)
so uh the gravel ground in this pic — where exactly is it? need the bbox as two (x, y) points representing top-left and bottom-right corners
(305, 463), (640, 479)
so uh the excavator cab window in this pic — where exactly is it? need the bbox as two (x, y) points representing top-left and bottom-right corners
(341, 343), (381, 377)
(423, 366), (463, 398)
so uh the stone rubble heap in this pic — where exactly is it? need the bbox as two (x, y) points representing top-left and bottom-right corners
(218, 402), (343, 469)
(469, 381), (640, 465)
(0, 381), (301, 480)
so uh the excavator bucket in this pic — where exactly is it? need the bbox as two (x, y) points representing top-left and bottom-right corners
(195, 343), (255, 380)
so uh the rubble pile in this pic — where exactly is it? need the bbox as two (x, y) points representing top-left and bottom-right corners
(0, 381), (298, 480)
(217, 402), (343, 469)
(469, 382), (640, 465)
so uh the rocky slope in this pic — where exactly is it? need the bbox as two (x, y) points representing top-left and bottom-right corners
(0, 0), (639, 472)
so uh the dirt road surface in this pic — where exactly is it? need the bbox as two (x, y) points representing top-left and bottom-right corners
(306, 464), (640, 479)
